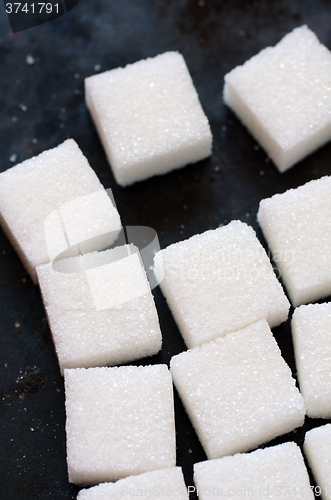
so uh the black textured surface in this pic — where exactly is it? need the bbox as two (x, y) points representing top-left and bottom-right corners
(0, 1), (331, 499)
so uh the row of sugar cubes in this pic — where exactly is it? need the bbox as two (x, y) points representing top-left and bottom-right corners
(0, 139), (173, 482)
(155, 175), (331, 497)
(0, 24), (331, 498)
(83, 24), (331, 184)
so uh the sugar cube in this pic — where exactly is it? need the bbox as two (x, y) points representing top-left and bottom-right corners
(0, 139), (121, 283)
(224, 26), (331, 172)
(257, 176), (331, 307)
(77, 467), (189, 500)
(85, 51), (212, 186)
(154, 220), (289, 348)
(194, 442), (313, 500)
(304, 424), (331, 499)
(37, 246), (162, 374)
(292, 303), (331, 418)
(64, 365), (176, 485)
(170, 319), (305, 459)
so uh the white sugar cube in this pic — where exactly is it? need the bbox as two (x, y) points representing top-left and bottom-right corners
(85, 51), (212, 186)
(36, 246), (162, 374)
(154, 220), (289, 348)
(258, 176), (331, 307)
(292, 303), (331, 418)
(304, 424), (331, 499)
(77, 467), (189, 500)
(65, 365), (176, 485)
(0, 139), (121, 283)
(194, 442), (313, 500)
(224, 26), (331, 172)
(170, 319), (305, 459)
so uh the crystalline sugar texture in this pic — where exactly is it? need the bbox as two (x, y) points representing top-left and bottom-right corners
(0, 139), (121, 283)
(258, 175), (331, 307)
(85, 250), (149, 311)
(224, 25), (331, 172)
(58, 189), (121, 256)
(170, 319), (306, 459)
(304, 424), (331, 499)
(36, 246), (162, 374)
(292, 303), (331, 418)
(37, 254), (94, 312)
(77, 467), (189, 500)
(65, 365), (176, 485)
(154, 220), (289, 348)
(194, 442), (313, 500)
(85, 51), (212, 186)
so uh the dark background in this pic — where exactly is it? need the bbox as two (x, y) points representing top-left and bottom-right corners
(0, 1), (331, 498)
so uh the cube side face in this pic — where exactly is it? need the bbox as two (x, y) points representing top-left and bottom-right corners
(0, 139), (104, 277)
(36, 257), (95, 312)
(85, 52), (212, 186)
(224, 26), (331, 172)
(194, 443), (313, 500)
(0, 209), (39, 283)
(65, 366), (175, 485)
(48, 292), (162, 374)
(170, 320), (305, 460)
(112, 135), (212, 187)
(304, 425), (331, 495)
(78, 467), (189, 500)
(156, 221), (289, 348)
(291, 303), (331, 418)
(223, 79), (288, 171)
(257, 176), (331, 307)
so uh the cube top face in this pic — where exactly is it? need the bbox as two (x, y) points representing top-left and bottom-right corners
(170, 319), (305, 459)
(77, 467), (189, 500)
(292, 302), (331, 418)
(0, 139), (104, 281)
(64, 365), (176, 485)
(304, 424), (331, 493)
(85, 51), (212, 186)
(154, 220), (289, 348)
(194, 442), (313, 500)
(258, 176), (331, 307)
(224, 26), (331, 172)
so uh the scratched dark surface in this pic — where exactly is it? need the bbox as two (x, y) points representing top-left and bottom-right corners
(0, 1), (331, 499)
